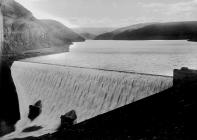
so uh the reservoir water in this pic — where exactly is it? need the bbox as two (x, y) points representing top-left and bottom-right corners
(24, 40), (197, 76)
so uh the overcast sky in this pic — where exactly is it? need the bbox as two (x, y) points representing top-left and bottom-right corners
(15, 0), (197, 28)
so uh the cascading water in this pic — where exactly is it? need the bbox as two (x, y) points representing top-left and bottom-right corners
(3, 61), (172, 139)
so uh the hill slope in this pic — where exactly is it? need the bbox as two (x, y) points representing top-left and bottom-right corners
(73, 27), (115, 40)
(95, 21), (197, 41)
(0, 0), (85, 55)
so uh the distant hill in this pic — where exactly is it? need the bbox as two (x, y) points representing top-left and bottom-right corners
(0, 0), (85, 55)
(95, 21), (197, 41)
(73, 27), (115, 40)
(78, 33), (96, 40)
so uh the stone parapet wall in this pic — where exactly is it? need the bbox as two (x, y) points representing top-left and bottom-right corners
(173, 67), (197, 87)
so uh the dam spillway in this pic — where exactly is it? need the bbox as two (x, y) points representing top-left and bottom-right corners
(5, 58), (172, 139)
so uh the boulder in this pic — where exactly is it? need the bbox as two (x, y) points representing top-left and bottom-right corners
(58, 110), (77, 131)
(28, 100), (42, 121)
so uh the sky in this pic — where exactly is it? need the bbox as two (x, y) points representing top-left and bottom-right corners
(15, 0), (197, 28)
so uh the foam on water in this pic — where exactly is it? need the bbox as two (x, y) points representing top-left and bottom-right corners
(3, 61), (172, 139)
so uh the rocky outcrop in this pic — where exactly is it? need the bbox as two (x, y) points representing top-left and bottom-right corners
(0, 61), (20, 136)
(95, 21), (197, 41)
(0, 0), (85, 55)
(0, 61), (20, 124)
(0, 120), (14, 137)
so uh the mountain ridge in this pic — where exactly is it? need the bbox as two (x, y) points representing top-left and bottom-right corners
(73, 27), (115, 40)
(95, 21), (197, 41)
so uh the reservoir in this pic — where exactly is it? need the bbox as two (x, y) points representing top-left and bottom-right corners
(23, 40), (197, 76)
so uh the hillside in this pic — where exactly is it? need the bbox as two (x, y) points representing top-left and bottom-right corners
(0, 0), (85, 55)
(77, 32), (96, 40)
(73, 27), (114, 40)
(95, 21), (197, 41)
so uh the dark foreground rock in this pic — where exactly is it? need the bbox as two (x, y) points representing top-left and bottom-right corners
(28, 100), (42, 121)
(0, 121), (15, 137)
(57, 110), (77, 131)
(0, 61), (20, 136)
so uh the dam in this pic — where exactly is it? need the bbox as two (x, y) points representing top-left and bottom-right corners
(3, 54), (173, 139)
(2, 39), (197, 139)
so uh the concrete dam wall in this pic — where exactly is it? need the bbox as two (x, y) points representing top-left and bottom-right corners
(3, 61), (173, 139)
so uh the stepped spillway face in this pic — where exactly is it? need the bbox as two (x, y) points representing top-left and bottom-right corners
(6, 61), (172, 139)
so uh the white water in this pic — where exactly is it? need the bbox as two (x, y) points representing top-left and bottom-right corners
(4, 61), (172, 139)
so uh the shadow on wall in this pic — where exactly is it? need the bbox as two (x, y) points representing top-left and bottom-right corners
(0, 61), (20, 136)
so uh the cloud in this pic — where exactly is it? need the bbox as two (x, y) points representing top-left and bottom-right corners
(167, 1), (197, 14)
(15, 0), (77, 28)
(16, 0), (43, 3)
(68, 17), (117, 27)
(140, 0), (197, 22)
(141, 0), (197, 14)
(24, 0), (48, 1)
(15, 0), (197, 28)
(142, 0), (197, 8)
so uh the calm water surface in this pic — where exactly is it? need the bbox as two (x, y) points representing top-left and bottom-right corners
(24, 40), (197, 76)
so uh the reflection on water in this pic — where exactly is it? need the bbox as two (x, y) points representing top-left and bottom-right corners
(23, 40), (197, 76)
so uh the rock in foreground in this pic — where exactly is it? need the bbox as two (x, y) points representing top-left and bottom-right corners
(57, 110), (77, 131)
(28, 100), (42, 121)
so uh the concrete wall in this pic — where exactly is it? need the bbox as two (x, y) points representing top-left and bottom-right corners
(173, 67), (197, 87)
